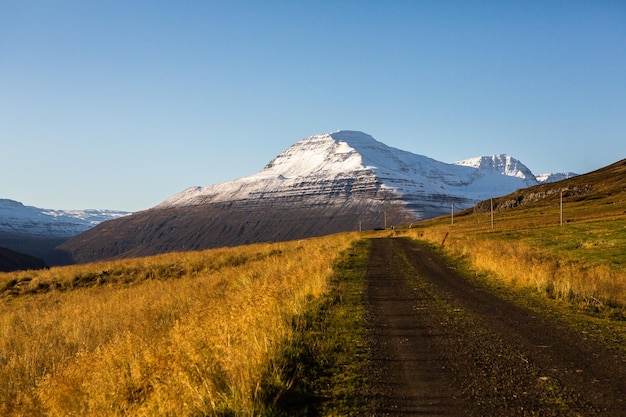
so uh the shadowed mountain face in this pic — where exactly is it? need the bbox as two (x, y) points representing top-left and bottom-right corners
(0, 234), (69, 266)
(58, 197), (411, 264)
(56, 131), (574, 264)
(0, 247), (47, 272)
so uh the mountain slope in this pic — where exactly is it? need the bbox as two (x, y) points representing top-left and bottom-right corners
(57, 131), (558, 264)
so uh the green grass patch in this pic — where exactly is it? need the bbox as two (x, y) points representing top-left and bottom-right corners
(258, 240), (371, 416)
(478, 219), (626, 269)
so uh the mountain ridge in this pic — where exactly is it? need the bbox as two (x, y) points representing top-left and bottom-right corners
(158, 131), (546, 216)
(0, 198), (130, 238)
(56, 131), (577, 264)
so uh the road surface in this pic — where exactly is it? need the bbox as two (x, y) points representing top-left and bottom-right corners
(364, 237), (626, 416)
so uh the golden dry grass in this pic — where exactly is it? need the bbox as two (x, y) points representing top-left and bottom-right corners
(0, 233), (358, 416)
(403, 191), (626, 313)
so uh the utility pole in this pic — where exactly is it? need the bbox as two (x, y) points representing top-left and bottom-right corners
(384, 210), (387, 229)
(560, 190), (563, 227)
(490, 198), (494, 230)
(359, 219), (362, 233)
(451, 203), (454, 226)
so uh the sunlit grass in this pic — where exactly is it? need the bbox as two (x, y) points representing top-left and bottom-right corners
(261, 239), (371, 416)
(0, 233), (358, 416)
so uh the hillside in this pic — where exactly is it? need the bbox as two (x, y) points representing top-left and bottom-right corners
(2, 160), (624, 415)
(57, 131), (558, 264)
(0, 247), (47, 272)
(2, 186), (625, 415)
(469, 158), (626, 221)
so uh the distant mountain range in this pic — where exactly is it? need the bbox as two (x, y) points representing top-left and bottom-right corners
(0, 199), (129, 265)
(54, 131), (577, 264)
(0, 199), (129, 238)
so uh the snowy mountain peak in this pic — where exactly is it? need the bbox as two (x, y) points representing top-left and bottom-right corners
(454, 154), (536, 181)
(261, 131), (368, 178)
(261, 130), (431, 179)
(158, 131), (552, 218)
(329, 130), (387, 157)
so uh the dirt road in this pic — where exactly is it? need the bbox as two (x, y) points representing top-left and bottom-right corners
(364, 238), (626, 416)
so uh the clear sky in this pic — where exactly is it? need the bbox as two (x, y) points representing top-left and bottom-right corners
(2, 1), (625, 212)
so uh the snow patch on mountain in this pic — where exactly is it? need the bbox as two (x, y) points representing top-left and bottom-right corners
(451, 154), (539, 197)
(536, 172), (578, 183)
(0, 199), (130, 238)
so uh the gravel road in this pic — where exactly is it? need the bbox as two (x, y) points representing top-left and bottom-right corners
(364, 237), (625, 416)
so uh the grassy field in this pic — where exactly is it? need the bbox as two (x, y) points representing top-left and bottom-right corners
(1, 219), (623, 415)
(2, 163), (624, 415)
(0, 233), (360, 416)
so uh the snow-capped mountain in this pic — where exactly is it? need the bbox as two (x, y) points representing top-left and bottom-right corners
(58, 130), (567, 264)
(159, 131), (540, 219)
(0, 199), (129, 238)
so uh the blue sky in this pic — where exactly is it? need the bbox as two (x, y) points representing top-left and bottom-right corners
(1, 1), (624, 211)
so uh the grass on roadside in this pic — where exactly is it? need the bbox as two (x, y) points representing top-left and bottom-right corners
(259, 239), (371, 416)
(411, 239), (626, 353)
(0, 234), (360, 416)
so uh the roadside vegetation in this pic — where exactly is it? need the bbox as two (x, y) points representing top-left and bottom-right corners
(0, 233), (361, 416)
(402, 175), (626, 320)
(260, 239), (370, 416)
